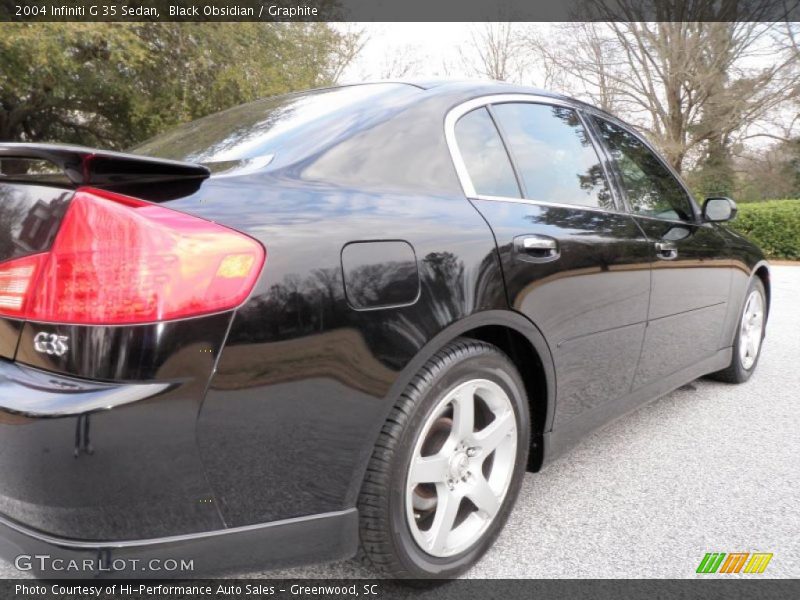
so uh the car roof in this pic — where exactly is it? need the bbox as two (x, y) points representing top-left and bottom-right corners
(347, 78), (567, 98)
(336, 79), (617, 121)
(403, 78), (562, 96)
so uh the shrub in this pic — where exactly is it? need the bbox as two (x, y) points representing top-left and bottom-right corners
(728, 199), (800, 260)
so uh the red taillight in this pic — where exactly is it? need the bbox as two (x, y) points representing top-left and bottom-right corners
(0, 187), (265, 325)
(0, 254), (45, 317)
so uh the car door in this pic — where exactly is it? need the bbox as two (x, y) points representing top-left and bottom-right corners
(589, 115), (732, 389)
(448, 97), (653, 428)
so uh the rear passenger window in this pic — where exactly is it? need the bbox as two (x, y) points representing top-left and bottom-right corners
(455, 108), (521, 198)
(491, 103), (613, 209)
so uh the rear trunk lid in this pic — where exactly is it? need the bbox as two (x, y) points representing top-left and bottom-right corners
(0, 143), (210, 359)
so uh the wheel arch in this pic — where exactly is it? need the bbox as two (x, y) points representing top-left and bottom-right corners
(378, 310), (556, 477)
(458, 324), (550, 472)
(753, 261), (771, 320)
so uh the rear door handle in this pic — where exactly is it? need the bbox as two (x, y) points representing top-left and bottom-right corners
(655, 241), (678, 260)
(514, 235), (560, 263)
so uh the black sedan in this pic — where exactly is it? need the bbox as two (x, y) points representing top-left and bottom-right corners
(0, 81), (768, 578)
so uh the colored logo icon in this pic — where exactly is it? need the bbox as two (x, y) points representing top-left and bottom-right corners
(697, 552), (773, 574)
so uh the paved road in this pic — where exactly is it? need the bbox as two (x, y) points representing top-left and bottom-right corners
(2, 267), (798, 579)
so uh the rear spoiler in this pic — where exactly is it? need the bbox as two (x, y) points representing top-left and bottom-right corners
(0, 143), (210, 187)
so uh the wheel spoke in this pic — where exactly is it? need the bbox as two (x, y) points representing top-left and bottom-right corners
(451, 389), (475, 441)
(747, 335), (758, 358)
(739, 290), (765, 369)
(473, 410), (515, 454)
(466, 476), (500, 519)
(429, 487), (461, 554)
(409, 453), (450, 485)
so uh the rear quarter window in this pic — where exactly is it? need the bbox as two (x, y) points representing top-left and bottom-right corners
(454, 108), (521, 198)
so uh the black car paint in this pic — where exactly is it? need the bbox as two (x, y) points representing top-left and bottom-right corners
(474, 199), (654, 426)
(0, 82), (768, 574)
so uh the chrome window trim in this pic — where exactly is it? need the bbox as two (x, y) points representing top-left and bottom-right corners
(444, 94), (624, 216)
(472, 194), (631, 217)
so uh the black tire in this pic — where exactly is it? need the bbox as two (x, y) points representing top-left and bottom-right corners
(710, 277), (767, 383)
(357, 337), (530, 579)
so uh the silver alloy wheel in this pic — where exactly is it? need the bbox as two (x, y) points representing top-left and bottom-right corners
(739, 289), (765, 370)
(405, 378), (517, 558)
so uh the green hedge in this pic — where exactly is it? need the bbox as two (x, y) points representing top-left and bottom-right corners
(728, 199), (800, 260)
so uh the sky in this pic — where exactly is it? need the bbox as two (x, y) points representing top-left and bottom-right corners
(334, 23), (549, 84)
(333, 22), (795, 152)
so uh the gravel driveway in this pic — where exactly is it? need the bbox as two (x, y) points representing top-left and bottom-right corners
(2, 266), (798, 579)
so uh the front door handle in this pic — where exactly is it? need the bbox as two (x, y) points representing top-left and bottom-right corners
(514, 235), (560, 263)
(655, 241), (678, 260)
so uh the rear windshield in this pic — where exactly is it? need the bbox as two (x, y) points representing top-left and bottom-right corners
(132, 84), (418, 170)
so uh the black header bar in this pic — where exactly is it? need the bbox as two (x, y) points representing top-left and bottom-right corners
(1, 0), (798, 22)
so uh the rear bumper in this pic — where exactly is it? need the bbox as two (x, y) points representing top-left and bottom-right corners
(0, 508), (358, 578)
(0, 359), (360, 577)
(0, 358), (173, 417)
(0, 357), (226, 542)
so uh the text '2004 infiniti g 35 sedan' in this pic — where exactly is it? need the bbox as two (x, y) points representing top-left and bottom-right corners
(0, 81), (769, 578)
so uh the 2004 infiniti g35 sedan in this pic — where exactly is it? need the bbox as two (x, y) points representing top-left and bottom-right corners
(0, 81), (769, 578)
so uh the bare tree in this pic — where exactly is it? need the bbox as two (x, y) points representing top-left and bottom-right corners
(328, 24), (367, 83)
(526, 24), (621, 106)
(376, 44), (422, 79)
(460, 23), (527, 82)
(734, 141), (800, 201)
(526, 4), (800, 174)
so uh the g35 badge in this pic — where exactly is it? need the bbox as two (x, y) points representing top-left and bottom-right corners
(33, 332), (70, 357)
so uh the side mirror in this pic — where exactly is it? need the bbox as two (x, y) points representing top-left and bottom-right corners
(703, 197), (738, 222)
